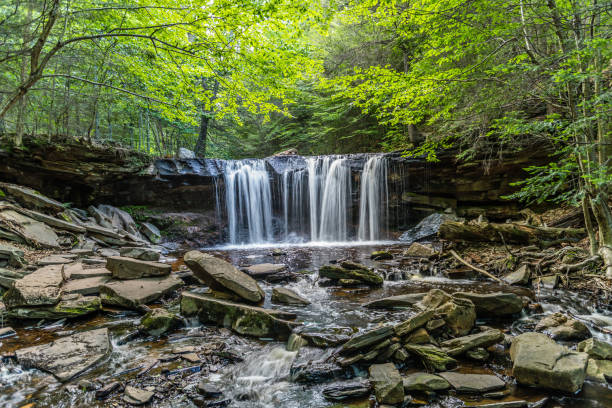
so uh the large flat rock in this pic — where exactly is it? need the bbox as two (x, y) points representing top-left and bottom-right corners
(100, 275), (183, 309)
(7, 294), (101, 319)
(454, 292), (523, 316)
(3, 265), (64, 308)
(0, 209), (60, 248)
(180, 292), (299, 339)
(15, 328), (111, 382)
(63, 276), (110, 295)
(106, 256), (171, 280)
(510, 332), (588, 392)
(244, 263), (287, 277)
(0, 182), (64, 213)
(363, 293), (425, 309)
(183, 251), (264, 303)
(439, 372), (506, 393)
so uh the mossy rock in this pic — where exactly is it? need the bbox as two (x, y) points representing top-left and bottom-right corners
(140, 308), (182, 336)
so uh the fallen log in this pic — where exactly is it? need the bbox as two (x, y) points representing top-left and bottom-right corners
(439, 220), (585, 246)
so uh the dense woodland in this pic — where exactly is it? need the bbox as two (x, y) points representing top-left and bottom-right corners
(0, 1), (611, 273)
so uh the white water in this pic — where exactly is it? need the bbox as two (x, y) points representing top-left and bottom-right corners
(222, 154), (389, 244)
(357, 155), (388, 241)
(224, 160), (274, 244)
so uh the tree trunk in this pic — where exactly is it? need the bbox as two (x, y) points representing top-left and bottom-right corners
(590, 192), (612, 278)
(438, 220), (585, 246)
(194, 77), (219, 158)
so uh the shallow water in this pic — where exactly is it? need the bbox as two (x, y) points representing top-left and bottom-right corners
(1, 243), (611, 407)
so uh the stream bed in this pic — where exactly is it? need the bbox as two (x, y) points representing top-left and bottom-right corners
(1, 243), (611, 407)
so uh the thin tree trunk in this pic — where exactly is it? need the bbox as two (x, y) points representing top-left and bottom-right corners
(590, 192), (612, 278)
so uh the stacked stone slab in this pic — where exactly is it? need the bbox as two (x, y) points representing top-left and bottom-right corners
(181, 251), (300, 340)
(99, 256), (182, 309)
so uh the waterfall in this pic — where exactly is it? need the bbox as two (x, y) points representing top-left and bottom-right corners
(224, 160), (274, 244)
(357, 155), (388, 241)
(317, 158), (352, 241)
(221, 154), (389, 244)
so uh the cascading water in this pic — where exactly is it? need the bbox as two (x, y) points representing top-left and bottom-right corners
(222, 154), (389, 244)
(357, 155), (388, 241)
(224, 160), (274, 244)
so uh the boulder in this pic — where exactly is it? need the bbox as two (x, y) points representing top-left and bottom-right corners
(369, 363), (404, 405)
(291, 361), (347, 384)
(98, 248), (120, 257)
(404, 344), (457, 371)
(577, 338), (612, 360)
(96, 204), (144, 240)
(3, 264), (64, 308)
(503, 264), (531, 285)
(184, 251), (264, 303)
(299, 330), (350, 347)
(141, 222), (161, 243)
(535, 312), (591, 341)
(123, 385), (154, 405)
(453, 292), (523, 317)
(106, 256), (171, 280)
(119, 247), (160, 261)
(140, 308), (182, 336)
(438, 372), (505, 393)
(363, 293), (425, 309)
(403, 373), (450, 392)
(7, 294), (101, 319)
(180, 292), (299, 339)
(24, 209), (86, 233)
(271, 287), (310, 305)
(403, 242), (436, 258)
(435, 296), (476, 336)
(15, 328), (111, 382)
(0, 209), (60, 248)
(441, 329), (504, 356)
(371, 251), (393, 260)
(322, 380), (371, 401)
(100, 275), (183, 309)
(62, 276), (110, 295)
(339, 325), (394, 354)
(178, 147), (196, 159)
(0, 243), (25, 267)
(319, 264), (383, 286)
(466, 347), (490, 361)
(244, 263), (287, 278)
(510, 332), (588, 392)
(0, 182), (64, 212)
(417, 288), (451, 309)
(394, 310), (435, 337)
(585, 358), (612, 383)
(399, 213), (456, 244)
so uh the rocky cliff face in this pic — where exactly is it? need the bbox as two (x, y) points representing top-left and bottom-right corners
(0, 137), (552, 226)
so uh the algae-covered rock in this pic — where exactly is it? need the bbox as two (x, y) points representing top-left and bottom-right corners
(7, 294), (101, 319)
(404, 344), (457, 372)
(319, 264), (382, 286)
(535, 312), (591, 341)
(454, 291), (523, 317)
(369, 363), (404, 405)
(272, 287), (310, 305)
(577, 338), (612, 360)
(180, 292), (299, 339)
(403, 372), (450, 392)
(140, 308), (182, 336)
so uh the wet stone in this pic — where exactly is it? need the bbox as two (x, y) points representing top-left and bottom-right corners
(197, 381), (223, 398)
(3, 264), (64, 308)
(394, 309), (435, 337)
(503, 264), (531, 285)
(441, 329), (504, 356)
(369, 363), (404, 405)
(510, 332), (588, 393)
(15, 328), (111, 382)
(62, 275), (110, 295)
(322, 380), (371, 401)
(585, 358), (612, 383)
(454, 292), (523, 317)
(0, 326), (16, 338)
(402, 372), (451, 392)
(140, 307), (182, 336)
(100, 275), (183, 309)
(438, 372), (505, 393)
(403, 242), (436, 258)
(271, 287), (310, 305)
(184, 251), (265, 303)
(363, 293), (425, 309)
(466, 347), (490, 361)
(123, 385), (154, 405)
(534, 312), (591, 341)
(371, 250), (393, 260)
(577, 338), (612, 360)
(244, 263), (287, 277)
(119, 246), (160, 261)
(291, 361), (348, 384)
(106, 256), (171, 280)
(339, 325), (394, 354)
